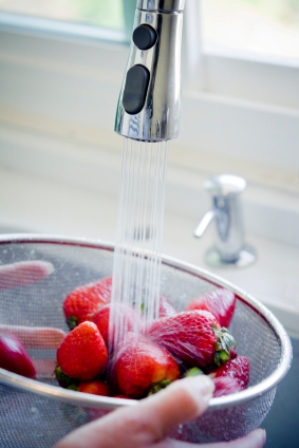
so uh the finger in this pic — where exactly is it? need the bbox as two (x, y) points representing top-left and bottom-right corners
(0, 325), (66, 349)
(137, 375), (215, 441)
(33, 359), (57, 378)
(53, 376), (214, 448)
(155, 428), (267, 448)
(0, 261), (54, 290)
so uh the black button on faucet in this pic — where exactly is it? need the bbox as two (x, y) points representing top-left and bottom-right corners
(133, 24), (157, 50)
(123, 65), (150, 115)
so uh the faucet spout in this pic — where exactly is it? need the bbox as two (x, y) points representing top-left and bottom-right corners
(194, 209), (219, 238)
(115, 0), (185, 141)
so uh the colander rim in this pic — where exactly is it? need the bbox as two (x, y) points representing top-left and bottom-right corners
(0, 234), (293, 411)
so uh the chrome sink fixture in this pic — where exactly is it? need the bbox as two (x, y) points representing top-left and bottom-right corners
(114, 0), (185, 141)
(194, 174), (256, 268)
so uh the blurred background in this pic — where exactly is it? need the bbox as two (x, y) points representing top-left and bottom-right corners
(1, 0), (299, 59)
(0, 3), (298, 446)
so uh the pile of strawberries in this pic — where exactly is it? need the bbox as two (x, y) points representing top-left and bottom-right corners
(55, 277), (250, 400)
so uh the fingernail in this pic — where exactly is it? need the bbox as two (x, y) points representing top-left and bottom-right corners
(244, 429), (267, 447)
(251, 429), (267, 446)
(42, 261), (55, 275)
(183, 376), (214, 409)
(261, 429), (267, 444)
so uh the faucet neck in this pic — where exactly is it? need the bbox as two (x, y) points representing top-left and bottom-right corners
(136, 0), (185, 13)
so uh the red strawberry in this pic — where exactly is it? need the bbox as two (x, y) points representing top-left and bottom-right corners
(213, 376), (243, 397)
(147, 310), (235, 368)
(93, 303), (139, 347)
(63, 276), (112, 329)
(213, 356), (250, 389)
(186, 288), (236, 328)
(0, 332), (36, 379)
(159, 296), (177, 317)
(229, 347), (238, 360)
(78, 381), (111, 422)
(113, 332), (180, 398)
(56, 321), (108, 381)
(79, 380), (110, 396)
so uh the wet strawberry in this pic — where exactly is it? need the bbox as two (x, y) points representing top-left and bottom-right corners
(147, 310), (235, 368)
(93, 303), (139, 347)
(78, 380), (110, 396)
(0, 332), (36, 379)
(213, 376), (243, 397)
(92, 305), (111, 346)
(56, 321), (108, 381)
(159, 296), (177, 317)
(113, 332), (180, 398)
(229, 347), (238, 360)
(213, 356), (250, 389)
(78, 380), (111, 422)
(186, 288), (236, 328)
(63, 276), (112, 329)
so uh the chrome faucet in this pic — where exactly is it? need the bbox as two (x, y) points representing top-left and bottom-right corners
(115, 0), (185, 142)
(194, 174), (256, 268)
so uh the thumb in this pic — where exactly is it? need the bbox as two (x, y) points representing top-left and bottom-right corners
(53, 376), (214, 448)
(136, 375), (215, 441)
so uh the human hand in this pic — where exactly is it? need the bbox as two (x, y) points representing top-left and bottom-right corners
(0, 260), (66, 376)
(53, 376), (266, 448)
(0, 260), (54, 290)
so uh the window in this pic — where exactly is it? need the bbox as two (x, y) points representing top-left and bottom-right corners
(0, 0), (137, 42)
(202, 0), (299, 61)
(0, 0), (298, 195)
(0, 0), (125, 30)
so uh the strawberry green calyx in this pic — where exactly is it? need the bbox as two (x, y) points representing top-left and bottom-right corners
(67, 384), (79, 391)
(213, 325), (236, 367)
(184, 367), (204, 378)
(55, 366), (78, 389)
(66, 316), (78, 330)
(214, 350), (231, 366)
(148, 379), (171, 396)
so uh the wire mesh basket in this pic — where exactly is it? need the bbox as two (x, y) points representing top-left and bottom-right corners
(0, 235), (292, 447)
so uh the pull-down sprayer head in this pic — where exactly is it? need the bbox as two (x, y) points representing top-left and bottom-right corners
(114, 0), (185, 142)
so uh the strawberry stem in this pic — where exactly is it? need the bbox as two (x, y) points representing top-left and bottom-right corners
(55, 366), (78, 389)
(67, 384), (79, 391)
(214, 350), (231, 366)
(148, 379), (171, 395)
(183, 367), (204, 377)
(213, 325), (236, 367)
(66, 316), (78, 330)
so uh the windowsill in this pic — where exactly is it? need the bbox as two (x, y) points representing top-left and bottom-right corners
(0, 11), (126, 44)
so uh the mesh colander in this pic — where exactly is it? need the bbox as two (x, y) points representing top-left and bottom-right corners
(0, 235), (292, 447)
